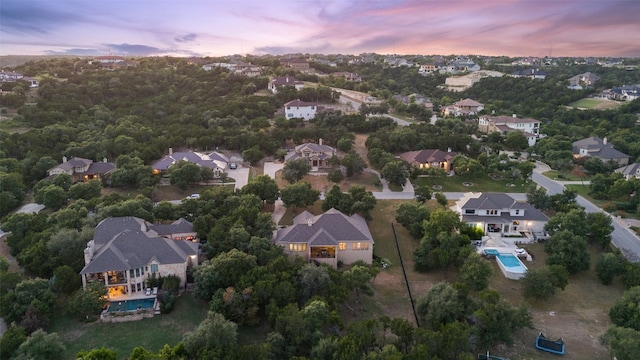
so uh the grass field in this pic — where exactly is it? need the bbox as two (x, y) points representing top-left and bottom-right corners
(542, 170), (589, 181)
(569, 98), (620, 110)
(416, 174), (531, 193)
(50, 294), (209, 359)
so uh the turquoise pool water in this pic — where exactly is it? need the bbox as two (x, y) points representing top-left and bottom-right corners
(484, 249), (500, 256)
(107, 298), (155, 312)
(496, 253), (527, 273)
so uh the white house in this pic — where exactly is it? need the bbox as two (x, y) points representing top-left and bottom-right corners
(284, 99), (317, 120)
(452, 192), (549, 236)
(478, 115), (542, 146)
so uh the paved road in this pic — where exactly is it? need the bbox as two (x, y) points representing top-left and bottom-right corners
(533, 163), (640, 262)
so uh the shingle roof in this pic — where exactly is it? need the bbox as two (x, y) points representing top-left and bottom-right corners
(85, 162), (116, 175)
(152, 150), (227, 171)
(615, 162), (640, 176)
(484, 115), (540, 124)
(572, 136), (630, 160)
(461, 193), (528, 210)
(81, 216), (197, 274)
(275, 208), (373, 245)
(285, 99), (316, 107)
(399, 149), (457, 164)
(455, 98), (483, 107)
(149, 218), (194, 236)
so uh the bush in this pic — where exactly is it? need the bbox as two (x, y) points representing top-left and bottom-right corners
(159, 291), (177, 314)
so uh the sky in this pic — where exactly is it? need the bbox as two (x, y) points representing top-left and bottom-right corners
(1, 0), (639, 58)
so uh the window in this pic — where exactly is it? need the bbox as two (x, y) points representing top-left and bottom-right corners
(141, 267), (144, 276)
(135, 268), (140, 277)
(465, 209), (475, 214)
(515, 209), (520, 215)
(151, 264), (158, 273)
(352, 242), (369, 250)
(487, 210), (498, 215)
(130, 269), (134, 278)
(289, 243), (307, 252)
(338, 242), (347, 251)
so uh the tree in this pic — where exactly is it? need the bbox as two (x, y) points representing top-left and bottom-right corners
(586, 212), (613, 248)
(76, 347), (119, 360)
(12, 329), (66, 360)
(242, 146), (264, 166)
(52, 265), (81, 295)
(604, 326), (640, 360)
(337, 138), (353, 152)
(526, 184), (549, 210)
(68, 179), (102, 200)
(416, 282), (465, 329)
(42, 184), (68, 210)
(242, 175), (279, 206)
(2, 278), (56, 324)
(341, 151), (367, 177)
(0, 325), (26, 360)
(545, 230), (590, 274)
(545, 208), (588, 237)
(381, 160), (408, 188)
(434, 192), (447, 207)
(596, 252), (625, 285)
(170, 161), (202, 190)
(517, 161), (535, 179)
(347, 186), (377, 219)
(280, 182), (320, 209)
(609, 286), (640, 331)
(457, 252), (492, 291)
(474, 289), (532, 347)
(504, 131), (529, 151)
(395, 202), (430, 239)
(183, 312), (238, 358)
(521, 265), (568, 300)
(282, 158), (311, 184)
(68, 281), (107, 321)
(327, 168), (344, 183)
(414, 185), (432, 203)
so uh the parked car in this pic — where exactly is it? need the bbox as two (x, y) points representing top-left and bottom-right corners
(186, 193), (200, 199)
(229, 162), (238, 169)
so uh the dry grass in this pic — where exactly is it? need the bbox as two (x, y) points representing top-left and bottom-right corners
(275, 170), (381, 193)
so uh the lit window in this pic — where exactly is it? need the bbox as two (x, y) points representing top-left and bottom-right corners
(338, 243), (347, 251)
(352, 242), (369, 250)
(289, 243), (307, 252)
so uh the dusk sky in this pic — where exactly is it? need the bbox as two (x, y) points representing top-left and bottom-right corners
(1, 0), (639, 58)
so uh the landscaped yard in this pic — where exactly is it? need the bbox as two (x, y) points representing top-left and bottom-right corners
(50, 294), (209, 359)
(569, 98), (620, 110)
(542, 170), (589, 181)
(416, 174), (531, 193)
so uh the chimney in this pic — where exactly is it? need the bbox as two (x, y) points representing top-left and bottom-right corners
(447, 147), (452, 153)
(62, 156), (67, 163)
(512, 114), (517, 118)
(603, 137), (607, 145)
(307, 218), (313, 227)
(103, 157), (107, 163)
(169, 147), (173, 155)
(319, 138), (323, 146)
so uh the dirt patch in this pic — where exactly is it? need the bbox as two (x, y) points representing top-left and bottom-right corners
(353, 134), (371, 167)
(275, 170), (380, 193)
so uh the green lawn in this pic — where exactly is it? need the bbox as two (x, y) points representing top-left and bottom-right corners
(50, 294), (209, 359)
(569, 98), (605, 109)
(416, 174), (531, 193)
(542, 170), (588, 181)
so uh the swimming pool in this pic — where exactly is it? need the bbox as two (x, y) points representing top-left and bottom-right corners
(484, 249), (528, 280)
(107, 298), (156, 313)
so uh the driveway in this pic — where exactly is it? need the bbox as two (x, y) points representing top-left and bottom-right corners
(226, 166), (250, 191)
(263, 161), (284, 178)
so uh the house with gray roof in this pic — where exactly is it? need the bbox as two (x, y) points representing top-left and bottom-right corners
(284, 140), (336, 169)
(615, 162), (640, 180)
(268, 76), (304, 94)
(399, 149), (457, 172)
(572, 136), (630, 166)
(510, 68), (547, 80)
(567, 72), (599, 89)
(152, 149), (229, 177)
(48, 156), (116, 183)
(80, 217), (198, 300)
(452, 192), (549, 235)
(273, 208), (374, 268)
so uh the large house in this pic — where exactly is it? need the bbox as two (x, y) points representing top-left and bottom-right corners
(273, 208), (374, 268)
(80, 217), (198, 299)
(572, 136), (630, 166)
(284, 99), (318, 120)
(268, 76), (305, 94)
(284, 140), (336, 169)
(615, 163), (640, 180)
(399, 149), (457, 173)
(510, 69), (547, 80)
(567, 72), (599, 89)
(280, 58), (310, 70)
(392, 94), (434, 110)
(478, 115), (542, 146)
(442, 98), (484, 116)
(453, 192), (549, 236)
(332, 72), (361, 82)
(152, 149), (229, 177)
(48, 157), (116, 183)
